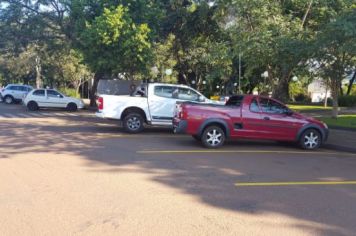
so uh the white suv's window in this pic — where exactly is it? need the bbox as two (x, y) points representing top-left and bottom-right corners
(5, 85), (32, 91)
(7, 86), (18, 91)
(19, 86), (29, 91)
(154, 86), (174, 98)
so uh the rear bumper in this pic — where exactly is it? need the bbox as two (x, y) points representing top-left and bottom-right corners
(173, 119), (188, 134)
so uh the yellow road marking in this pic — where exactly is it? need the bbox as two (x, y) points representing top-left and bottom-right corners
(235, 181), (356, 187)
(137, 150), (354, 156)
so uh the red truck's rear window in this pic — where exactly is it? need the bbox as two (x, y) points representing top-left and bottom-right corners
(225, 95), (244, 106)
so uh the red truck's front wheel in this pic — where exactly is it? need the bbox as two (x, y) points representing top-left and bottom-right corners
(201, 126), (226, 148)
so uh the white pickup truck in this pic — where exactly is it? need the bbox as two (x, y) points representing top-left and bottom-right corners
(95, 83), (212, 133)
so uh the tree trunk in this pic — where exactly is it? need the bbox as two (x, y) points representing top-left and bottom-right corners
(273, 77), (290, 102)
(75, 78), (81, 98)
(301, 0), (313, 29)
(35, 55), (43, 89)
(346, 71), (356, 95)
(178, 72), (187, 85)
(89, 72), (103, 107)
(339, 81), (344, 96)
(330, 78), (339, 118)
(324, 82), (328, 107)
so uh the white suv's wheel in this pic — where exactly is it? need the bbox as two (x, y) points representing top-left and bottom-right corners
(4, 95), (14, 104)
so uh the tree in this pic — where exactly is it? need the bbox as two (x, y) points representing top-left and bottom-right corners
(159, 1), (231, 94)
(313, 8), (356, 118)
(70, 3), (155, 105)
(43, 48), (92, 93)
(346, 71), (356, 95)
(152, 34), (178, 83)
(0, 0), (70, 88)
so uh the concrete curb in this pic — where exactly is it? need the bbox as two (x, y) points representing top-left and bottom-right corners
(323, 144), (356, 154)
(329, 126), (356, 132)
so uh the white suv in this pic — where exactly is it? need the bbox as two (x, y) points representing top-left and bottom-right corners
(23, 89), (85, 111)
(0, 84), (33, 104)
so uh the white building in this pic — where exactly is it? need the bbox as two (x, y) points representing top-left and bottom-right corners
(307, 79), (331, 103)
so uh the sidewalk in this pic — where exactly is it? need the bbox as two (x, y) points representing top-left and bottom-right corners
(296, 109), (356, 153)
(324, 128), (356, 153)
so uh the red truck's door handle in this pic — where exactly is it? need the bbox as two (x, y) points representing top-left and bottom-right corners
(263, 116), (270, 120)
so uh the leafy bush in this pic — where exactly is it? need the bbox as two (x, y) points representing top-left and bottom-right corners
(327, 98), (333, 106)
(338, 95), (356, 107)
(351, 86), (356, 95)
(59, 88), (80, 98)
(294, 93), (311, 103)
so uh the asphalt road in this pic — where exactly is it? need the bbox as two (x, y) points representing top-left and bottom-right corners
(1, 102), (356, 236)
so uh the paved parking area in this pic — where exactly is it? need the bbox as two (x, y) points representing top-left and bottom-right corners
(1, 102), (356, 235)
(0, 102), (93, 119)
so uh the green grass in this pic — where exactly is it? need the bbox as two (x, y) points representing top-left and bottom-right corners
(319, 115), (356, 129)
(288, 104), (332, 111)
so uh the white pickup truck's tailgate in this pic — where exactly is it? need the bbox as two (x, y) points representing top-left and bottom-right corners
(96, 95), (148, 120)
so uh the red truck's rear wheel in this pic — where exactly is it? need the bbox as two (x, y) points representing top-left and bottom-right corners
(201, 126), (225, 148)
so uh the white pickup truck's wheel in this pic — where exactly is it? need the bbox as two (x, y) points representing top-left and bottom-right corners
(123, 113), (144, 133)
(202, 125), (225, 148)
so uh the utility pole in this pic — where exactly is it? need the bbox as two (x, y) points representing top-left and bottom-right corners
(301, 0), (313, 29)
(238, 53), (242, 94)
(35, 55), (43, 89)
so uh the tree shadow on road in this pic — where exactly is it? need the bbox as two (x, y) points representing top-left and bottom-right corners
(1, 118), (356, 235)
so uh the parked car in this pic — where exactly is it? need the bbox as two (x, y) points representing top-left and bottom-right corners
(23, 88), (85, 111)
(96, 83), (213, 133)
(173, 95), (329, 150)
(0, 84), (33, 104)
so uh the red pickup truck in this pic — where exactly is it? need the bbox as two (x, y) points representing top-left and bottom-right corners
(173, 95), (329, 150)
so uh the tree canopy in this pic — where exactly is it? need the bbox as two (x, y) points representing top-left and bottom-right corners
(0, 0), (355, 115)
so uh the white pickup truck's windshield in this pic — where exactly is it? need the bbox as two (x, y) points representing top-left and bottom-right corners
(154, 86), (173, 98)
(154, 85), (202, 102)
(176, 88), (199, 101)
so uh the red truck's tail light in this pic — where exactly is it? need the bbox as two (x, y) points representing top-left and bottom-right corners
(97, 97), (103, 110)
(175, 104), (183, 118)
